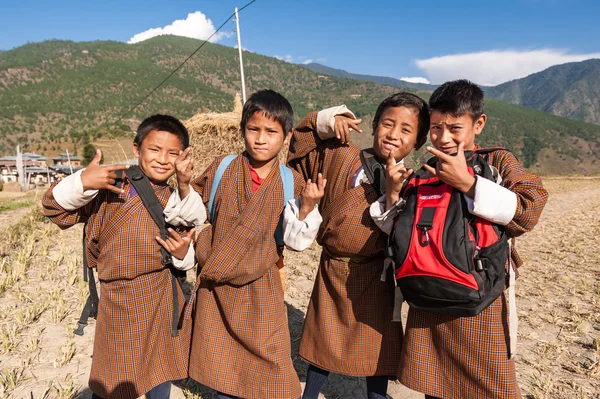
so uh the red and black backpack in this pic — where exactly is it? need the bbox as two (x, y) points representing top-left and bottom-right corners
(388, 148), (509, 317)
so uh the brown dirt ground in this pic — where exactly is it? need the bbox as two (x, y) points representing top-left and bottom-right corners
(0, 178), (598, 398)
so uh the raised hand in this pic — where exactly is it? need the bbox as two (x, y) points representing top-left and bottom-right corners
(423, 142), (477, 197)
(175, 147), (194, 198)
(156, 227), (196, 260)
(333, 115), (363, 144)
(299, 173), (327, 221)
(386, 151), (413, 210)
(80, 150), (130, 194)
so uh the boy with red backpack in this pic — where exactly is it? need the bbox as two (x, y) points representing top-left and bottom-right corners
(381, 80), (548, 399)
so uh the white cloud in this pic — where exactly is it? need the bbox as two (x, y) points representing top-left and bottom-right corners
(128, 11), (232, 44)
(415, 49), (600, 86)
(274, 54), (294, 63)
(273, 55), (326, 65)
(400, 77), (431, 84)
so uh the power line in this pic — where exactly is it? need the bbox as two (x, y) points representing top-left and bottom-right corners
(111, 0), (257, 128)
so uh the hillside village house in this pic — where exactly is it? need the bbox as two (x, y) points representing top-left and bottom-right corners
(0, 152), (82, 187)
(0, 153), (48, 184)
(52, 153), (82, 167)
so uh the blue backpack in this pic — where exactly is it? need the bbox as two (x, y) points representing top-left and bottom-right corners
(207, 155), (294, 246)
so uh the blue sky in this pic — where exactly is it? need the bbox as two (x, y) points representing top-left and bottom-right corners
(2, 0), (600, 85)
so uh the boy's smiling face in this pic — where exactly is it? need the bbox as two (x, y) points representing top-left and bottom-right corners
(133, 129), (184, 184)
(243, 110), (290, 167)
(372, 106), (420, 161)
(429, 111), (486, 154)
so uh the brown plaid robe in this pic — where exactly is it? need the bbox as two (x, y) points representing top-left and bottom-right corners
(187, 153), (304, 399)
(397, 148), (549, 399)
(42, 179), (191, 399)
(287, 112), (403, 377)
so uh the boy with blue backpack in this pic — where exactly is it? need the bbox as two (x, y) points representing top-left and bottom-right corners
(382, 80), (548, 399)
(165, 89), (325, 399)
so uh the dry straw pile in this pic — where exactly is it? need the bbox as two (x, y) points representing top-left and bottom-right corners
(184, 93), (290, 179)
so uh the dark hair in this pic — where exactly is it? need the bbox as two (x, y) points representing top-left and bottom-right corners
(429, 79), (484, 121)
(372, 92), (430, 150)
(240, 89), (294, 135)
(134, 114), (189, 149)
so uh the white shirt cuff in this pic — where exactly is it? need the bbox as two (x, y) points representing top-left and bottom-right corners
(464, 176), (518, 226)
(316, 105), (356, 140)
(163, 186), (207, 227)
(171, 241), (196, 271)
(369, 195), (405, 235)
(283, 197), (323, 251)
(52, 169), (99, 211)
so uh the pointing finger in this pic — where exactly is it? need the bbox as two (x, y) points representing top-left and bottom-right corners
(423, 164), (438, 176)
(426, 146), (450, 161)
(386, 150), (397, 169)
(106, 163), (131, 172)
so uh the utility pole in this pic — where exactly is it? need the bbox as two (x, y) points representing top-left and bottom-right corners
(234, 7), (247, 103)
(65, 149), (74, 174)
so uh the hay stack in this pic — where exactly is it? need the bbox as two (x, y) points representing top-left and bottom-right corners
(184, 93), (290, 178)
(184, 93), (245, 178)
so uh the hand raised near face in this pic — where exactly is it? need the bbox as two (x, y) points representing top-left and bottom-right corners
(385, 151), (413, 210)
(80, 150), (130, 194)
(174, 147), (193, 198)
(423, 142), (476, 197)
(333, 115), (363, 144)
(299, 173), (327, 221)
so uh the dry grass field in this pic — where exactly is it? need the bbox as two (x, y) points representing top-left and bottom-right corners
(0, 178), (598, 398)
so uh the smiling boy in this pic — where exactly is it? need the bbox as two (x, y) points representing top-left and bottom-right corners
(42, 115), (196, 399)
(393, 80), (549, 399)
(287, 92), (430, 399)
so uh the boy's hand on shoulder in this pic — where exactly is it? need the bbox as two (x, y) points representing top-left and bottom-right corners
(156, 227), (196, 260)
(334, 115), (363, 144)
(175, 148), (194, 198)
(299, 173), (327, 221)
(81, 150), (129, 194)
(386, 152), (413, 210)
(424, 142), (477, 197)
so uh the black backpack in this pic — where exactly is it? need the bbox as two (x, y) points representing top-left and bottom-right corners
(387, 148), (509, 317)
(74, 166), (187, 336)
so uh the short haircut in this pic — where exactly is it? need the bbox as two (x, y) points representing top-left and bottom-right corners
(240, 89), (294, 135)
(372, 92), (430, 150)
(429, 79), (485, 121)
(134, 114), (189, 149)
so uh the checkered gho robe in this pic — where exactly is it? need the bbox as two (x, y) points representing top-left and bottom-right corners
(287, 112), (403, 377)
(186, 153), (304, 399)
(42, 179), (191, 399)
(397, 148), (548, 399)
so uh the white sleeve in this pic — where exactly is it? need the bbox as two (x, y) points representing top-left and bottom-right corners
(316, 105), (357, 139)
(52, 169), (99, 211)
(369, 195), (406, 235)
(171, 241), (196, 271)
(464, 175), (518, 226)
(283, 197), (323, 251)
(163, 186), (207, 227)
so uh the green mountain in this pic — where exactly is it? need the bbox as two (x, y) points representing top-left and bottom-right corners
(484, 59), (600, 125)
(1, 36), (599, 174)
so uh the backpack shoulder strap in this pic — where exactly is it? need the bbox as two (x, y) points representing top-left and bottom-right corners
(125, 166), (168, 238)
(274, 164), (295, 247)
(279, 164), (294, 204)
(208, 155), (237, 222)
(360, 148), (386, 196)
